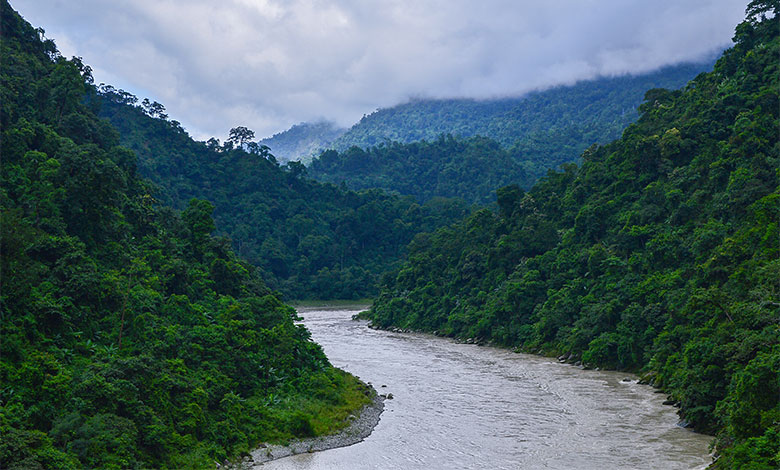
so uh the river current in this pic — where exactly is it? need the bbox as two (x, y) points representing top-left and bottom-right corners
(260, 305), (712, 469)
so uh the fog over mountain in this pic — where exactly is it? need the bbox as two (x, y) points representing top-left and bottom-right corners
(16, 0), (744, 140)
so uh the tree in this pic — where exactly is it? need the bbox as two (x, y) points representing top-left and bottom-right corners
(285, 160), (307, 181)
(228, 126), (255, 147)
(141, 98), (167, 119)
(746, 0), (780, 24)
(496, 184), (523, 219)
(206, 137), (220, 151)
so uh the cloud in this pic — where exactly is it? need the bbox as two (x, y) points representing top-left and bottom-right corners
(14, 0), (745, 140)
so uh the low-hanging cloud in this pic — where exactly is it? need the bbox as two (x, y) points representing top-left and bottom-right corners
(15, 0), (745, 140)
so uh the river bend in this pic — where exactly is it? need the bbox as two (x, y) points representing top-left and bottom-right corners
(260, 305), (712, 470)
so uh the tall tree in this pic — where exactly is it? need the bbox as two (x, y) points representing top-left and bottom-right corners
(228, 126), (255, 147)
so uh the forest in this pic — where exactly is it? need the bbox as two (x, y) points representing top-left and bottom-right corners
(326, 60), (714, 174)
(97, 81), (470, 300)
(366, 4), (779, 468)
(258, 60), (712, 170)
(304, 61), (715, 207)
(0, 2), (373, 468)
(3, 0), (778, 468)
(308, 135), (532, 204)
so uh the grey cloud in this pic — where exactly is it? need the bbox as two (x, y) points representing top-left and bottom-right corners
(15, 0), (745, 140)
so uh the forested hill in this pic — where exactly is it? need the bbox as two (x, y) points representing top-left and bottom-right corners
(305, 61), (716, 205)
(308, 135), (533, 204)
(328, 60), (714, 165)
(251, 59), (713, 166)
(258, 120), (346, 163)
(366, 3), (779, 469)
(97, 82), (468, 300)
(0, 2), (374, 468)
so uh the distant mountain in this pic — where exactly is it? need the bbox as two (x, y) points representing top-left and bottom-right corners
(325, 60), (716, 174)
(307, 61), (717, 204)
(258, 120), (346, 162)
(333, 60), (716, 150)
(263, 60), (715, 174)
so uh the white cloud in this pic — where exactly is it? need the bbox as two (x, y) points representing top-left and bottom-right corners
(14, 0), (745, 140)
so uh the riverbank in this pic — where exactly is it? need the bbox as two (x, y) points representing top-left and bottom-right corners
(230, 390), (384, 468)
(253, 305), (713, 468)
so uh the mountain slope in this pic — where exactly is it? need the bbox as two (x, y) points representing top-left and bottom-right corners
(0, 2), (373, 468)
(305, 61), (717, 205)
(258, 120), (346, 163)
(330, 60), (715, 169)
(308, 135), (533, 204)
(97, 82), (469, 300)
(365, 3), (779, 468)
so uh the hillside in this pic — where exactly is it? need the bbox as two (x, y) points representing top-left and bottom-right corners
(328, 60), (715, 173)
(365, 3), (779, 469)
(308, 135), (533, 204)
(258, 120), (346, 163)
(304, 61), (716, 205)
(0, 2), (375, 468)
(97, 87), (469, 300)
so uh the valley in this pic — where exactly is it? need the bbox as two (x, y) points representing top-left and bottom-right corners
(2, 1), (777, 469)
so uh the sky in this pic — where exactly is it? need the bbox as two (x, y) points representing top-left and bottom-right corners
(14, 1), (746, 141)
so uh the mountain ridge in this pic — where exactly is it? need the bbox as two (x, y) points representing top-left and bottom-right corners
(257, 58), (716, 168)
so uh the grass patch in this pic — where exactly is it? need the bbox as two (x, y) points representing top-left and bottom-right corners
(258, 367), (373, 444)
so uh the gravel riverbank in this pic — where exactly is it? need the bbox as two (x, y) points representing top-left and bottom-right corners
(228, 392), (384, 468)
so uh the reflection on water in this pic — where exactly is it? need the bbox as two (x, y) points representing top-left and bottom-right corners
(258, 305), (712, 470)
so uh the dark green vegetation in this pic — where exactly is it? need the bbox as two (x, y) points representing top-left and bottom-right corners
(367, 3), (779, 468)
(328, 60), (714, 178)
(258, 120), (346, 164)
(309, 135), (532, 204)
(306, 61), (714, 205)
(97, 81), (468, 301)
(0, 3), (372, 468)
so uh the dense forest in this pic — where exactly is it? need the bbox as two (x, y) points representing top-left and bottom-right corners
(366, 3), (779, 469)
(97, 82), (469, 300)
(326, 61), (714, 176)
(308, 135), (532, 204)
(331, 61), (713, 150)
(304, 61), (716, 204)
(0, 2), (374, 468)
(253, 60), (712, 166)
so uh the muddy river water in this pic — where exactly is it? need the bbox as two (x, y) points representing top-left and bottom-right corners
(260, 305), (712, 469)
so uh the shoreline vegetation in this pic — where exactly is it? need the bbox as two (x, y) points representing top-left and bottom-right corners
(234, 388), (384, 468)
(291, 300), (374, 309)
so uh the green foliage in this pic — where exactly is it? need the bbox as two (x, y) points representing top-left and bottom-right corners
(308, 135), (531, 204)
(367, 4), (780, 468)
(97, 91), (468, 300)
(305, 63), (714, 206)
(327, 60), (714, 180)
(0, 3), (370, 467)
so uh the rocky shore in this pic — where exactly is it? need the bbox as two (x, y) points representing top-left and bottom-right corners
(229, 392), (384, 468)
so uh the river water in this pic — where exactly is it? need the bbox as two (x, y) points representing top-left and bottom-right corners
(261, 305), (712, 470)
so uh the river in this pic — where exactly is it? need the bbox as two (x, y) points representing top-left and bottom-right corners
(259, 304), (713, 469)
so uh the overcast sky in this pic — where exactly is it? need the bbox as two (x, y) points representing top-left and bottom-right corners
(15, 1), (745, 140)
